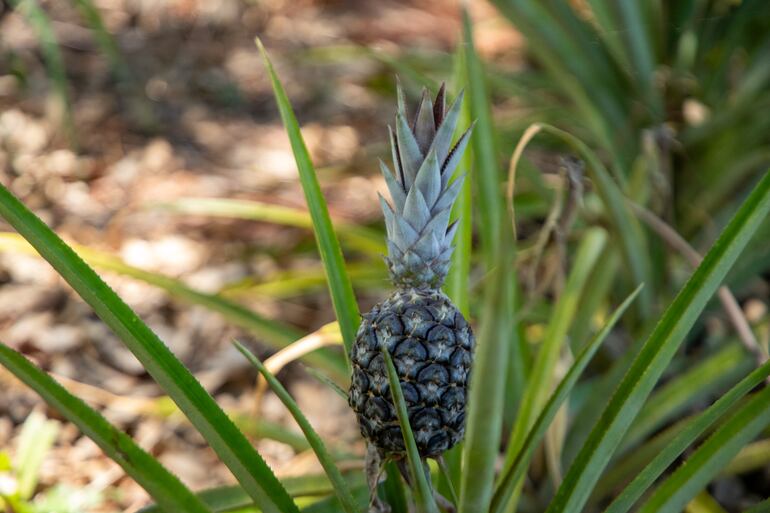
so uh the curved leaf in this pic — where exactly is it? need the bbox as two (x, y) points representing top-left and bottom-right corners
(0, 343), (213, 513)
(0, 183), (299, 513)
(546, 169), (770, 513)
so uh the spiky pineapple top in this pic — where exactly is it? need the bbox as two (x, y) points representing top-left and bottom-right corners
(379, 84), (472, 289)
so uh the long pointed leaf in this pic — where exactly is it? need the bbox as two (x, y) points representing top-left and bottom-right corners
(382, 349), (440, 513)
(157, 197), (384, 255)
(0, 342), (214, 513)
(234, 342), (358, 513)
(491, 284), (642, 513)
(638, 387), (770, 513)
(606, 352), (770, 513)
(546, 169), (770, 513)
(0, 232), (347, 382)
(461, 9), (502, 269)
(0, 183), (299, 513)
(257, 39), (360, 360)
(459, 229), (514, 513)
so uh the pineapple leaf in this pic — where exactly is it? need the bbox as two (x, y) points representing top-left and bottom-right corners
(403, 185), (431, 231)
(234, 342), (359, 513)
(490, 284), (643, 513)
(637, 387), (770, 513)
(606, 351), (770, 513)
(257, 38), (360, 360)
(433, 173), (466, 213)
(413, 89), (436, 153)
(382, 349), (440, 513)
(414, 150), (442, 208)
(430, 90), (464, 166)
(546, 169), (770, 513)
(0, 175), (299, 513)
(396, 111), (424, 189)
(440, 125), (473, 190)
(380, 159), (407, 211)
(0, 343), (214, 513)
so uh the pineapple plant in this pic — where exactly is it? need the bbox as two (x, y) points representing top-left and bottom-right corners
(348, 83), (475, 459)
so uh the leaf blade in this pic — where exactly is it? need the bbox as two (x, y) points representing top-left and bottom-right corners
(257, 39), (360, 360)
(491, 284), (643, 513)
(0, 342), (214, 513)
(546, 169), (770, 513)
(382, 349), (440, 513)
(638, 387), (770, 513)
(234, 341), (358, 513)
(0, 182), (299, 513)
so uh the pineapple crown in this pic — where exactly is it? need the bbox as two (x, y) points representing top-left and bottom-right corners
(379, 82), (473, 290)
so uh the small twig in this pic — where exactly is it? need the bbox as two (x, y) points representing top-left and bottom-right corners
(629, 201), (768, 368)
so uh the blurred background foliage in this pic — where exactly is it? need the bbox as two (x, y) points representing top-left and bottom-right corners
(0, 0), (769, 512)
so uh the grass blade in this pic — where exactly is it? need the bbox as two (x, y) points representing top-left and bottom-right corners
(501, 228), (607, 486)
(0, 232), (348, 382)
(490, 284), (643, 513)
(461, 9), (502, 269)
(606, 353), (770, 513)
(257, 39), (360, 359)
(638, 387), (770, 513)
(619, 343), (751, 453)
(508, 122), (653, 316)
(139, 474), (367, 513)
(458, 232), (514, 513)
(14, 411), (58, 500)
(0, 342), (214, 513)
(446, 45), (474, 316)
(234, 341), (358, 513)
(157, 197), (384, 255)
(546, 169), (770, 513)
(9, 0), (76, 146)
(382, 349), (440, 513)
(0, 183), (299, 513)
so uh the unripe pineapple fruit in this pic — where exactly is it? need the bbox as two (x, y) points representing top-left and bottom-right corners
(348, 84), (475, 458)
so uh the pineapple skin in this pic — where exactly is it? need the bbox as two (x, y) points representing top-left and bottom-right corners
(349, 288), (474, 458)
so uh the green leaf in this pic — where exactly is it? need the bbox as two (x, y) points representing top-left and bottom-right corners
(8, 0), (76, 146)
(0, 343), (214, 513)
(257, 39), (360, 360)
(0, 232), (347, 383)
(620, 343), (751, 453)
(495, 228), (607, 513)
(15, 411), (59, 500)
(638, 387), (770, 513)
(234, 341), (358, 513)
(139, 474), (367, 513)
(461, 9), (502, 270)
(546, 169), (770, 513)
(381, 462), (409, 513)
(382, 349), (440, 513)
(606, 351), (770, 513)
(446, 45), (474, 317)
(501, 228), (607, 486)
(490, 284), (642, 513)
(459, 232), (514, 513)
(512, 123), (653, 316)
(722, 438), (770, 476)
(157, 197), (384, 255)
(0, 183), (299, 513)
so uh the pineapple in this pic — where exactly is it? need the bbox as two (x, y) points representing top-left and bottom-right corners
(348, 84), (474, 459)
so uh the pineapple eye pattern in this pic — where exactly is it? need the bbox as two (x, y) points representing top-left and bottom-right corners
(348, 85), (474, 459)
(349, 286), (473, 458)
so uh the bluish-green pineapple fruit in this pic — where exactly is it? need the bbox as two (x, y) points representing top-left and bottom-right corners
(348, 84), (475, 458)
